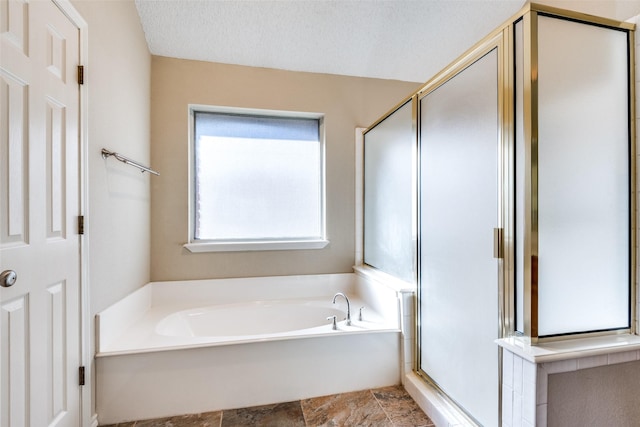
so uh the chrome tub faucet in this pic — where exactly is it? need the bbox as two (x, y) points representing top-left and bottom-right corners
(332, 292), (351, 326)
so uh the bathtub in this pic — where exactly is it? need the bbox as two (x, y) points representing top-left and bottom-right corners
(95, 272), (402, 424)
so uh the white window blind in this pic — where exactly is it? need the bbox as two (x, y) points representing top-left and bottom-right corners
(192, 110), (325, 248)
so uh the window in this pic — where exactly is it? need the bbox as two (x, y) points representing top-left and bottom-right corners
(185, 106), (327, 252)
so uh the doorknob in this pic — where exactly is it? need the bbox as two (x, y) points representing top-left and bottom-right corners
(0, 270), (17, 287)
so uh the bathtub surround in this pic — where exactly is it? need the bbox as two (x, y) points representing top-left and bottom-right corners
(95, 272), (404, 424)
(99, 386), (434, 427)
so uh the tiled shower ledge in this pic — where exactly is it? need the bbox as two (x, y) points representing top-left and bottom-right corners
(496, 334), (640, 364)
(498, 334), (640, 427)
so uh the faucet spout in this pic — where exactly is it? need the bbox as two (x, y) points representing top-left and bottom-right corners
(332, 292), (351, 326)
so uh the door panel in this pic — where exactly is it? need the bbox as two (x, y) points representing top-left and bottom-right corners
(1, 1), (81, 426)
(418, 48), (500, 427)
(0, 297), (28, 427)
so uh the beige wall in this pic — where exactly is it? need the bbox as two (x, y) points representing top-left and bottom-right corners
(536, 0), (640, 20)
(150, 56), (420, 281)
(71, 0), (150, 418)
(72, 0), (151, 316)
(616, 1), (640, 20)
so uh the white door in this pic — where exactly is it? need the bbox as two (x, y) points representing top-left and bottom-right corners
(0, 0), (82, 425)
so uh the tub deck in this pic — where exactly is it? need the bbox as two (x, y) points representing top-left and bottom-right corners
(97, 295), (397, 356)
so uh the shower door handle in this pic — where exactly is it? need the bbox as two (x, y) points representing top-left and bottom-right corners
(493, 228), (503, 259)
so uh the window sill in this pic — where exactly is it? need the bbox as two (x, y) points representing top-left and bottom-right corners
(183, 239), (330, 253)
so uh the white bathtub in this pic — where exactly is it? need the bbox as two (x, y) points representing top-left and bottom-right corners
(95, 272), (402, 424)
(157, 299), (352, 337)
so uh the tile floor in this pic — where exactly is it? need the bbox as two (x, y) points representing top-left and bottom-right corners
(100, 385), (434, 427)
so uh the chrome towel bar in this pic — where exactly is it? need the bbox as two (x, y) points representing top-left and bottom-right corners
(101, 148), (160, 176)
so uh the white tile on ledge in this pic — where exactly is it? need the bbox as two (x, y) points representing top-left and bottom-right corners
(523, 381), (536, 424)
(536, 404), (548, 427)
(502, 383), (514, 425)
(402, 291), (413, 303)
(576, 354), (609, 370)
(513, 356), (523, 394)
(402, 315), (412, 331)
(403, 301), (414, 319)
(503, 351), (514, 388)
(403, 339), (413, 363)
(523, 359), (536, 385)
(401, 316), (413, 335)
(541, 359), (577, 374)
(402, 294), (414, 318)
(608, 350), (639, 365)
(536, 365), (548, 405)
(513, 392), (523, 427)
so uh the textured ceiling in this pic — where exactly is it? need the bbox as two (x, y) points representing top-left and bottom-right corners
(133, 0), (630, 84)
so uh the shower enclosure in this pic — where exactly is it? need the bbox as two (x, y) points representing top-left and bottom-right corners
(362, 4), (635, 425)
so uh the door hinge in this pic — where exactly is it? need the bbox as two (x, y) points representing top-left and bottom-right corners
(79, 366), (85, 386)
(77, 65), (84, 85)
(493, 227), (504, 259)
(78, 215), (85, 235)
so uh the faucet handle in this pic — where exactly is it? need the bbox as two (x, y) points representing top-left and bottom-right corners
(359, 306), (365, 321)
(327, 315), (337, 330)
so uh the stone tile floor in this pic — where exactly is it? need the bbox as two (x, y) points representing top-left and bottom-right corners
(101, 385), (434, 427)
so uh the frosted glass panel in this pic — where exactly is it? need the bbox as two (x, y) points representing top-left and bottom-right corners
(537, 16), (629, 336)
(363, 101), (414, 282)
(419, 49), (499, 426)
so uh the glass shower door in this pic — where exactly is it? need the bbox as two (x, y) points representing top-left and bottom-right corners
(418, 47), (501, 426)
